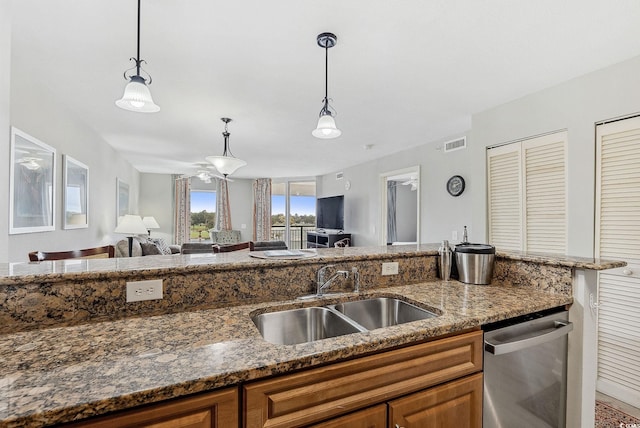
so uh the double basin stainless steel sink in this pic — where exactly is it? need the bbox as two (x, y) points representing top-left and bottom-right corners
(252, 297), (439, 345)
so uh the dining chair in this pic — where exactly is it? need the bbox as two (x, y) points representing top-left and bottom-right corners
(28, 245), (116, 262)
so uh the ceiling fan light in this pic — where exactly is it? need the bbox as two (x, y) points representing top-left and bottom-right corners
(205, 155), (247, 176)
(312, 114), (341, 139)
(116, 75), (160, 113)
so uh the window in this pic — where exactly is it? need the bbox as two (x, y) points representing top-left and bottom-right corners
(272, 180), (316, 249)
(487, 131), (567, 254)
(190, 190), (216, 241)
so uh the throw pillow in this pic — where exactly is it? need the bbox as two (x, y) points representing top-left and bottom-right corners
(140, 242), (162, 256)
(150, 238), (173, 255)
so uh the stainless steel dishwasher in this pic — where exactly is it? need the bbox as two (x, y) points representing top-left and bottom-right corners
(483, 309), (573, 428)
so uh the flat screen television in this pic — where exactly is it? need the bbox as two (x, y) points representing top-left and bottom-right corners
(316, 195), (344, 231)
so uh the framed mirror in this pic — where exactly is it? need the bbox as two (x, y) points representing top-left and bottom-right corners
(9, 127), (56, 234)
(63, 155), (89, 229)
(116, 178), (130, 221)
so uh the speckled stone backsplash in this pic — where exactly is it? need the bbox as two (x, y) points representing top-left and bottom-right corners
(0, 254), (439, 333)
(1, 244), (621, 335)
(493, 259), (573, 295)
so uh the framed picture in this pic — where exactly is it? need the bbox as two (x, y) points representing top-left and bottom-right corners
(9, 127), (56, 234)
(116, 178), (130, 222)
(63, 155), (89, 229)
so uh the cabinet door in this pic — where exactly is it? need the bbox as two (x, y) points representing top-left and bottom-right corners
(309, 404), (386, 428)
(244, 331), (482, 427)
(388, 373), (482, 428)
(70, 387), (239, 428)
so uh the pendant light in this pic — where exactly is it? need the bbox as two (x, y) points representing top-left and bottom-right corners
(205, 118), (247, 177)
(115, 0), (160, 113)
(312, 32), (341, 139)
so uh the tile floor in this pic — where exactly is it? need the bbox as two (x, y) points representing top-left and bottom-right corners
(596, 392), (640, 427)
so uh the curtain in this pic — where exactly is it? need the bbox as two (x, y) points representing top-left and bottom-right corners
(174, 176), (191, 245)
(253, 178), (272, 241)
(215, 178), (233, 231)
(387, 181), (397, 244)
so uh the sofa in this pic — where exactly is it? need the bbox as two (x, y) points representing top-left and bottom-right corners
(115, 236), (181, 257)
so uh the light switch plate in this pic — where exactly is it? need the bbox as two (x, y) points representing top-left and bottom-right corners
(126, 279), (163, 302)
(381, 262), (399, 275)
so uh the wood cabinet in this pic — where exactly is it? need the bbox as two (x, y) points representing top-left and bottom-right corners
(244, 330), (482, 428)
(388, 373), (483, 428)
(67, 332), (482, 428)
(69, 387), (238, 428)
(309, 405), (387, 428)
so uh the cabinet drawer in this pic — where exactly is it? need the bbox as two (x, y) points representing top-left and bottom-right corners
(244, 330), (482, 427)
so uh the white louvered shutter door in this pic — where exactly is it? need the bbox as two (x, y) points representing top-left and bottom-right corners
(523, 132), (567, 254)
(596, 117), (640, 408)
(487, 144), (522, 251)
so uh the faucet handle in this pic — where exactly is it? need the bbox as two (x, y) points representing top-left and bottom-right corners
(351, 267), (360, 292)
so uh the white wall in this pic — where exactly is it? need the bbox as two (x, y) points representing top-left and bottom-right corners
(470, 54), (640, 257)
(0, 0), (11, 263)
(317, 135), (472, 247)
(319, 54), (640, 254)
(139, 173), (175, 244)
(7, 76), (139, 262)
(228, 178), (254, 241)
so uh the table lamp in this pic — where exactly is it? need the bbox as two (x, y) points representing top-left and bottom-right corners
(142, 216), (160, 236)
(114, 215), (148, 257)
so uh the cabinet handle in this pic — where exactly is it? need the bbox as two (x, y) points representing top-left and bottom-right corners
(623, 268), (633, 275)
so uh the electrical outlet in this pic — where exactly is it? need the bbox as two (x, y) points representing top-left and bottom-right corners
(381, 262), (399, 275)
(126, 279), (163, 302)
(452, 230), (458, 241)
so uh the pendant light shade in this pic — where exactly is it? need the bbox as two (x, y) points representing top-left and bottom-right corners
(116, 75), (160, 112)
(312, 32), (341, 139)
(205, 118), (247, 177)
(312, 113), (342, 139)
(115, 0), (160, 113)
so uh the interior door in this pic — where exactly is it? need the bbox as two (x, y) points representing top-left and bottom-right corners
(595, 116), (640, 408)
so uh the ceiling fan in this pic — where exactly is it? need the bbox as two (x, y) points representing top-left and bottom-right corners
(401, 177), (418, 191)
(180, 163), (233, 183)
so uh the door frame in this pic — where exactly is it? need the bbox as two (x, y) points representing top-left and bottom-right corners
(379, 165), (420, 246)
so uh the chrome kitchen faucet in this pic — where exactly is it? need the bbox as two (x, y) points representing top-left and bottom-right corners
(316, 265), (349, 296)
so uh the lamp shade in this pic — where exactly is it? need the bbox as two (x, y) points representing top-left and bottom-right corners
(205, 155), (247, 176)
(312, 114), (342, 139)
(142, 216), (160, 230)
(115, 75), (160, 113)
(114, 214), (148, 235)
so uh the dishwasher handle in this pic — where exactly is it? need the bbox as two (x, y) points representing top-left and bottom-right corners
(484, 320), (573, 355)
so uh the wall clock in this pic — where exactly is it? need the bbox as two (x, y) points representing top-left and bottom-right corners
(446, 175), (465, 197)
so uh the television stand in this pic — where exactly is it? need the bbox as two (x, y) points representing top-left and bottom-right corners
(306, 231), (352, 248)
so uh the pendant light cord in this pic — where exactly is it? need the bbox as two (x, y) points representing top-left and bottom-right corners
(135, 0), (141, 75)
(324, 42), (329, 102)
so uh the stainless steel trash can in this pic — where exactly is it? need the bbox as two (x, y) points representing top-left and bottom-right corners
(454, 243), (495, 285)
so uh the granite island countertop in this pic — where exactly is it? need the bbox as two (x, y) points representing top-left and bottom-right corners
(0, 244), (625, 285)
(0, 279), (573, 428)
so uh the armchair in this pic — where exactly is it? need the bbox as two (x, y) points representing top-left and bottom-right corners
(209, 229), (241, 244)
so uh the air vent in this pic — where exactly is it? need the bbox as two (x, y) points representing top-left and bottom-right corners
(336, 172), (344, 180)
(444, 137), (467, 153)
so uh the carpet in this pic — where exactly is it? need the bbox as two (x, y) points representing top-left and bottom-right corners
(596, 400), (640, 427)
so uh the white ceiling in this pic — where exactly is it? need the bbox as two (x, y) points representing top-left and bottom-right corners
(10, 0), (640, 179)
